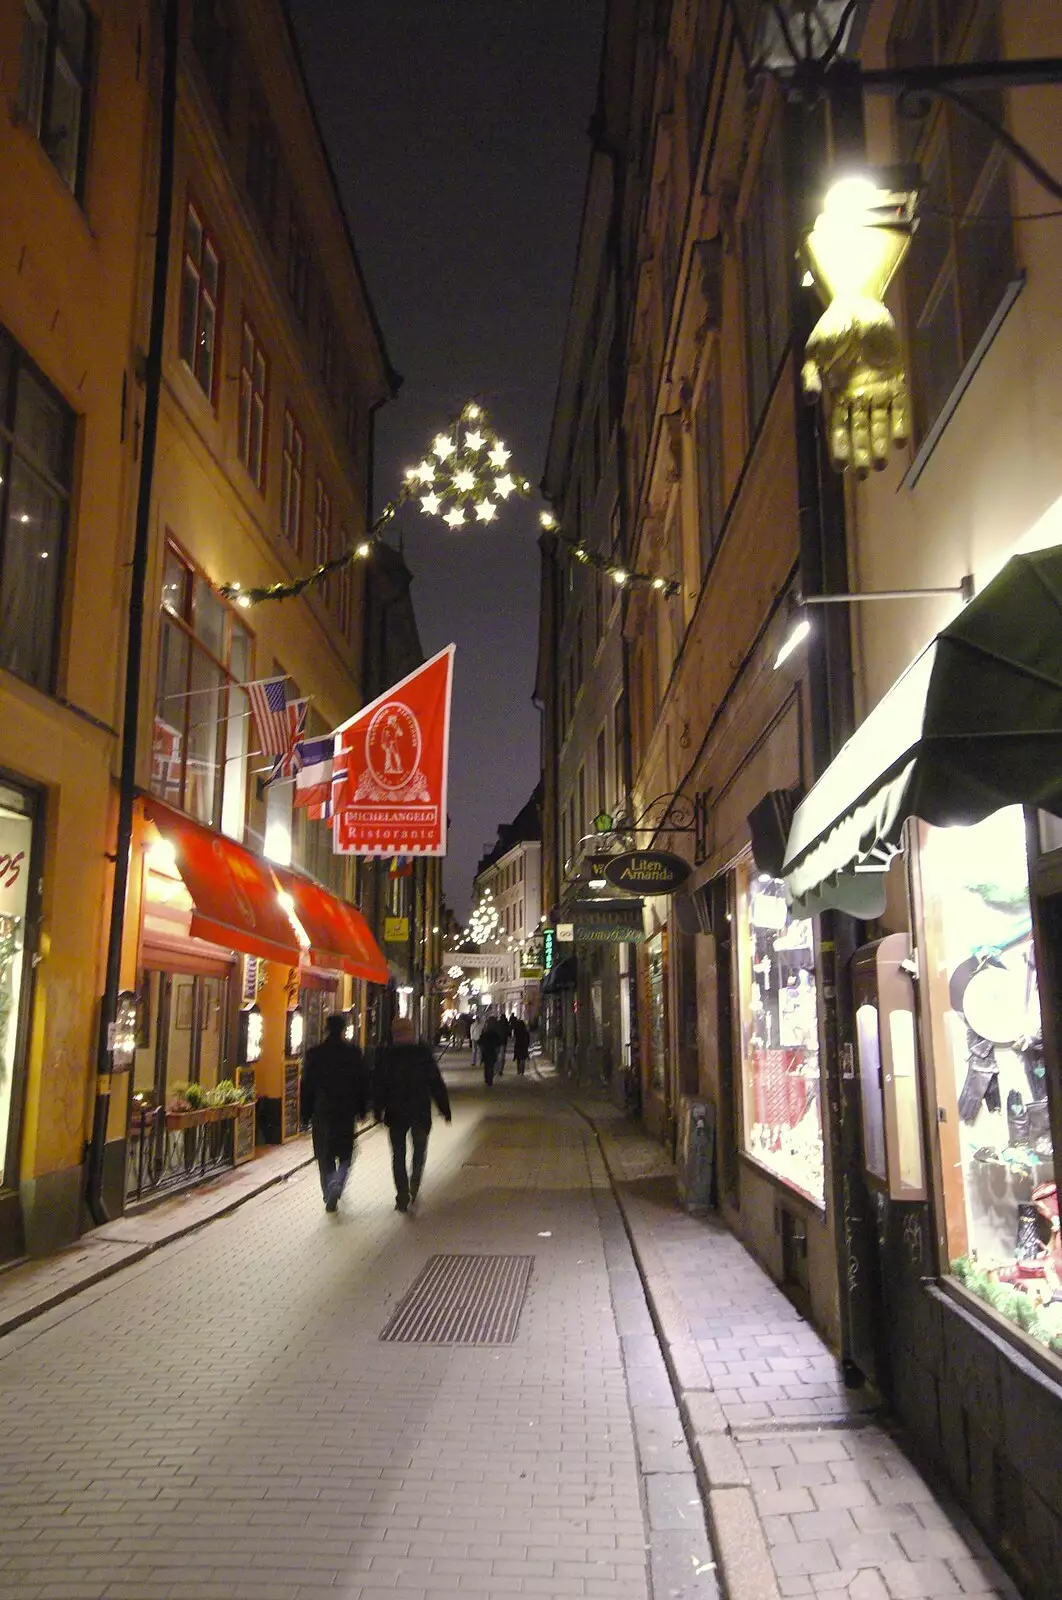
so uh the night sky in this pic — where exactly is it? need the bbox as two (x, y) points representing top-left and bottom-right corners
(284, 1), (605, 917)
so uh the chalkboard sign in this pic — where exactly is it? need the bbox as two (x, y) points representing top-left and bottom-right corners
(233, 1101), (255, 1165)
(283, 1061), (301, 1141)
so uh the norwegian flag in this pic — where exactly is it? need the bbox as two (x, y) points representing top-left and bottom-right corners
(267, 697), (309, 783)
(306, 757), (347, 821)
(293, 735), (335, 810)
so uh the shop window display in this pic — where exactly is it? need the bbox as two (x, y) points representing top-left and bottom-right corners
(919, 808), (1059, 1357)
(735, 861), (824, 1205)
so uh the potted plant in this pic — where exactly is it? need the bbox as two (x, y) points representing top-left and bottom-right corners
(165, 1081), (211, 1129)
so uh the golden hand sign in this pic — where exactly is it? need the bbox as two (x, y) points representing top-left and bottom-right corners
(802, 294), (911, 476)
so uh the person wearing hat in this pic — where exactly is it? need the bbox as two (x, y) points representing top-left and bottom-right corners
(300, 1013), (370, 1213)
(374, 1017), (452, 1211)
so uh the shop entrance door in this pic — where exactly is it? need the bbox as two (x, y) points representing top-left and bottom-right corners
(128, 969), (233, 1203)
(0, 778), (41, 1263)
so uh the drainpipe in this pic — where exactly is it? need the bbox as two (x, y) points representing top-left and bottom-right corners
(85, 0), (178, 1225)
(785, 87), (882, 1384)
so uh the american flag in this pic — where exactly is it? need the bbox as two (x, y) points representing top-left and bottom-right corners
(269, 698), (309, 782)
(247, 676), (294, 756)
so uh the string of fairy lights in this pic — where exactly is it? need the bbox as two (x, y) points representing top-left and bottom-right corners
(217, 398), (684, 608)
(539, 512), (682, 597)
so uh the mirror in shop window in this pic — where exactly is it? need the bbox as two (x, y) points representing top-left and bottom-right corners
(852, 934), (927, 1199)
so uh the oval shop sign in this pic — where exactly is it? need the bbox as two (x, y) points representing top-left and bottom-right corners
(604, 850), (691, 895)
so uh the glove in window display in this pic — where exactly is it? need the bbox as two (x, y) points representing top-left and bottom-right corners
(922, 808), (1060, 1356)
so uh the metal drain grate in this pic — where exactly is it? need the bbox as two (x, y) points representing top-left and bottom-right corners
(380, 1253), (533, 1344)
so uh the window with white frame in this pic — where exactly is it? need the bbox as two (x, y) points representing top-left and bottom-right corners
(741, 113), (789, 434)
(237, 318), (267, 489)
(152, 542), (252, 836)
(0, 323), (74, 692)
(18, 0), (92, 197)
(286, 209), (311, 323)
(280, 409), (303, 551)
(890, 0), (1016, 447)
(179, 202), (221, 402)
(312, 477), (331, 568)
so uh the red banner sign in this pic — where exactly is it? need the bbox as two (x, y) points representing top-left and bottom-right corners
(331, 645), (455, 857)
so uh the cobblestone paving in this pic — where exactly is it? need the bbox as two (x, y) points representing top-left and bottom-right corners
(0, 1064), (712, 1600)
(586, 1100), (1023, 1600)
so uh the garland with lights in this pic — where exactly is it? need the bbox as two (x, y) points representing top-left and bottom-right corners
(220, 402), (532, 608)
(539, 513), (682, 597)
(468, 888), (500, 946)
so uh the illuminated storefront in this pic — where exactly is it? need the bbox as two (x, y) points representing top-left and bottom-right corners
(123, 800), (388, 1202)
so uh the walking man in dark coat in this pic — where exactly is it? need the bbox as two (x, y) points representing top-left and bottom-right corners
(300, 1013), (370, 1212)
(374, 1017), (451, 1211)
(511, 1015), (531, 1075)
(479, 1018), (501, 1086)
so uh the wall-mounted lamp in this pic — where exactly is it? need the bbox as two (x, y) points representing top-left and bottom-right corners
(111, 989), (140, 1070)
(801, 166), (920, 476)
(774, 574), (974, 672)
(238, 1004), (263, 1065)
(774, 610), (811, 670)
(801, 574), (975, 607)
(285, 1005), (305, 1060)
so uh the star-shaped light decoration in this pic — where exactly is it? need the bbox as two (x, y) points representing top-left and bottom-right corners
(217, 402), (531, 605)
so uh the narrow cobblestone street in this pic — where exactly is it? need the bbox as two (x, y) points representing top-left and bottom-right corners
(0, 1056), (1023, 1600)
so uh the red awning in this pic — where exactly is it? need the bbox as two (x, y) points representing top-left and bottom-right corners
(143, 801), (302, 966)
(272, 867), (390, 984)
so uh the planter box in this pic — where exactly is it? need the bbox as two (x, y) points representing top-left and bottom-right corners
(165, 1107), (211, 1131)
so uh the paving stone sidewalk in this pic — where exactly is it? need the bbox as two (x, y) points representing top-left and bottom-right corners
(575, 1089), (1024, 1600)
(0, 1130), (322, 1338)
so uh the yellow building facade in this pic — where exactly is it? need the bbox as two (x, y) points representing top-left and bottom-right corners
(0, 0), (397, 1261)
(0, 0), (153, 1258)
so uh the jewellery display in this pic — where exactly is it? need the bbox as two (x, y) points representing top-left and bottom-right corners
(738, 863), (825, 1205)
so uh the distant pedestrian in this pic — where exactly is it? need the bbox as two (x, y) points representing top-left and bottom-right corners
(479, 1020), (501, 1086)
(300, 1014), (370, 1213)
(511, 1016), (530, 1075)
(456, 1012), (472, 1049)
(493, 1011), (511, 1074)
(469, 1013), (483, 1066)
(374, 1017), (452, 1212)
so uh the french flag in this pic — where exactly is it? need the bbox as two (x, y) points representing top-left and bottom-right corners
(293, 735), (335, 810)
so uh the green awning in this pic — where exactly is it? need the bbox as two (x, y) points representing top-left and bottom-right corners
(783, 546), (1062, 917)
